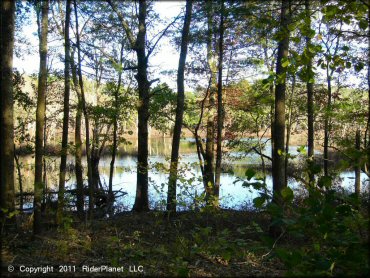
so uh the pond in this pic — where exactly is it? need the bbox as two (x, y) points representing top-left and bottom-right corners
(16, 137), (368, 211)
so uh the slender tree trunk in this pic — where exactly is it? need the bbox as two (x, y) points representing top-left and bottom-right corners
(0, 0), (16, 219)
(355, 129), (361, 196)
(71, 51), (84, 219)
(34, 0), (49, 234)
(167, 0), (193, 212)
(272, 0), (290, 209)
(305, 0), (315, 185)
(323, 67), (331, 177)
(57, 0), (71, 225)
(91, 126), (100, 190)
(108, 42), (124, 215)
(74, 0), (93, 219)
(215, 0), (225, 207)
(285, 77), (295, 186)
(14, 147), (23, 211)
(132, 0), (150, 212)
(270, 85), (274, 160)
(204, 0), (216, 205)
(323, 27), (342, 178)
(42, 118), (47, 212)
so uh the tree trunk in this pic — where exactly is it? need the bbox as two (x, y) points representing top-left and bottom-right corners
(0, 0), (16, 218)
(305, 0), (315, 185)
(204, 0), (216, 205)
(323, 67), (331, 177)
(167, 0), (193, 212)
(285, 77), (295, 186)
(215, 0), (225, 207)
(132, 0), (150, 212)
(71, 50), (84, 219)
(34, 0), (49, 233)
(91, 126), (100, 190)
(57, 0), (71, 225)
(42, 119), (47, 212)
(73, 0), (93, 219)
(272, 0), (290, 209)
(355, 129), (361, 196)
(14, 147), (23, 211)
(108, 41), (124, 215)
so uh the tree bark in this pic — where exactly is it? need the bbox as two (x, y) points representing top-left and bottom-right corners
(108, 41), (124, 215)
(34, 0), (49, 233)
(57, 0), (71, 225)
(167, 0), (193, 212)
(305, 0), (315, 185)
(71, 50), (84, 219)
(74, 0), (93, 219)
(204, 0), (216, 205)
(14, 147), (23, 211)
(323, 66), (331, 177)
(0, 0), (16, 218)
(272, 0), (290, 208)
(355, 129), (361, 196)
(285, 76), (295, 186)
(215, 0), (225, 207)
(132, 0), (150, 212)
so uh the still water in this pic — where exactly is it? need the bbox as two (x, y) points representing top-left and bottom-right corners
(17, 137), (368, 211)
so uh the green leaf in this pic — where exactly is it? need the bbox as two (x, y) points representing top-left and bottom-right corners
(329, 262), (336, 273)
(323, 205), (335, 220)
(359, 19), (367, 30)
(253, 196), (266, 208)
(281, 187), (294, 202)
(245, 168), (256, 180)
(354, 62), (364, 72)
(297, 145), (306, 154)
(309, 163), (321, 175)
(318, 176), (332, 188)
(282, 60), (290, 68)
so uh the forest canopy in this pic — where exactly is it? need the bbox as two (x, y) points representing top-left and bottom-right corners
(0, 0), (369, 277)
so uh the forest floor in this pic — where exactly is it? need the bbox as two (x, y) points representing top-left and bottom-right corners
(1, 210), (286, 277)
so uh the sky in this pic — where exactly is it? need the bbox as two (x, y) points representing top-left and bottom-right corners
(13, 1), (185, 90)
(13, 1), (366, 92)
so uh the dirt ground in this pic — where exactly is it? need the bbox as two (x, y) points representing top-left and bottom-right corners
(1, 210), (285, 277)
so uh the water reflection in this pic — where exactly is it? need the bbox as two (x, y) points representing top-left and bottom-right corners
(16, 138), (368, 211)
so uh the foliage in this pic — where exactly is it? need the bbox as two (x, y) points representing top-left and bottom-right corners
(244, 162), (369, 276)
(149, 83), (177, 133)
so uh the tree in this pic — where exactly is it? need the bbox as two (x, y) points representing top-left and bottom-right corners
(57, 0), (71, 224)
(73, 0), (94, 218)
(271, 0), (290, 220)
(204, 0), (216, 205)
(214, 0), (225, 206)
(34, 0), (49, 234)
(167, 0), (193, 212)
(108, 40), (125, 215)
(0, 0), (16, 216)
(71, 49), (84, 219)
(108, 0), (157, 212)
(305, 0), (315, 185)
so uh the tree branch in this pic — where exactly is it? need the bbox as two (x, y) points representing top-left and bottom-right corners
(146, 14), (181, 59)
(107, 0), (136, 49)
